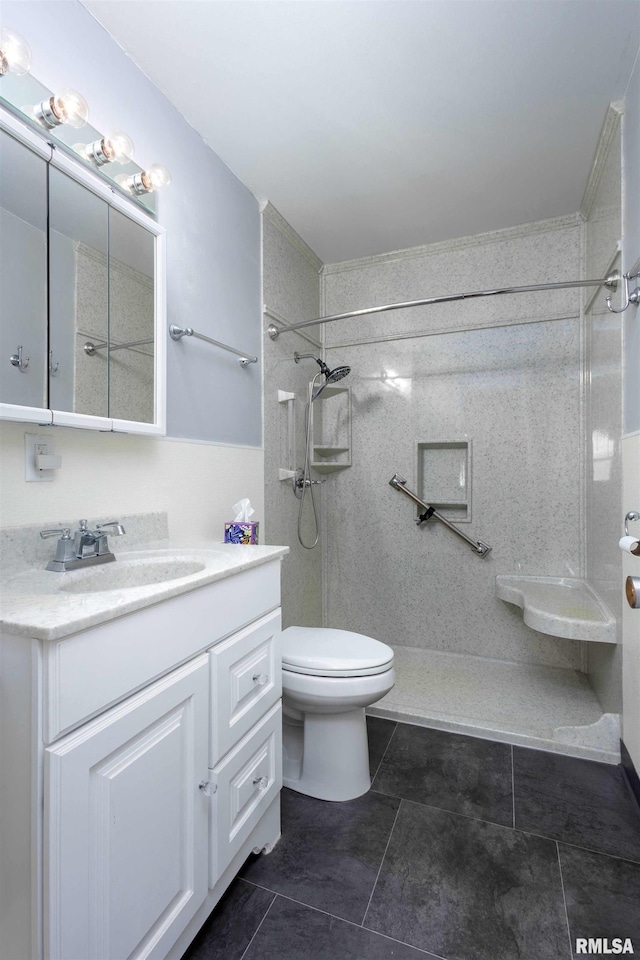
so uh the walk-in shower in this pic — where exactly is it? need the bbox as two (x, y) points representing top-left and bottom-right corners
(292, 352), (351, 549)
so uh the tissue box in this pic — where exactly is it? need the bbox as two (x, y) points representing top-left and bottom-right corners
(224, 522), (259, 545)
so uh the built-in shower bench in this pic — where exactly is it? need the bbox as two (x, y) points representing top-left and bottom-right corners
(495, 576), (617, 644)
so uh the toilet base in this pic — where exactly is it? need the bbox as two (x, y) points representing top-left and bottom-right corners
(283, 707), (371, 801)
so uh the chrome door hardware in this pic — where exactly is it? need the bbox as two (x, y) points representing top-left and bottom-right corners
(606, 271), (640, 314)
(9, 345), (29, 371)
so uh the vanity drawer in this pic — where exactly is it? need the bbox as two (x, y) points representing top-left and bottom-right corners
(208, 702), (282, 886)
(42, 561), (281, 743)
(209, 610), (281, 763)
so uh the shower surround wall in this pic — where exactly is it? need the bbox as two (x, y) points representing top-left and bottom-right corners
(321, 216), (586, 671)
(582, 104), (623, 714)
(262, 203), (324, 628)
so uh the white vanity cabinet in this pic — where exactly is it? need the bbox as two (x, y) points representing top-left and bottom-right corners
(45, 655), (211, 960)
(0, 556), (284, 960)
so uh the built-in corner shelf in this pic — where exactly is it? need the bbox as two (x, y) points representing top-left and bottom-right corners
(496, 576), (617, 644)
(310, 384), (351, 473)
(313, 446), (350, 458)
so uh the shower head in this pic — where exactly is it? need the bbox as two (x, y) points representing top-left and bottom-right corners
(312, 363), (351, 400)
(326, 365), (351, 385)
(294, 351), (351, 400)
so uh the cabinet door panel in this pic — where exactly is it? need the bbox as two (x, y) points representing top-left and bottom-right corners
(45, 655), (209, 960)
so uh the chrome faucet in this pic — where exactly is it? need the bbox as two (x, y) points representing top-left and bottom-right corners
(40, 520), (126, 572)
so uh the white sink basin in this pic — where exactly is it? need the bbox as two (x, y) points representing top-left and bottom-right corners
(4, 549), (219, 597)
(58, 556), (207, 593)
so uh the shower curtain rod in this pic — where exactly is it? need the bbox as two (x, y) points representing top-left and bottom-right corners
(267, 273), (620, 340)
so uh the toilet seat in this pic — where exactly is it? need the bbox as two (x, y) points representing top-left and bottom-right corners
(280, 626), (394, 677)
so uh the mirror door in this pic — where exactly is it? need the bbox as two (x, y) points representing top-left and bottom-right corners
(107, 207), (156, 425)
(48, 165), (109, 420)
(0, 127), (48, 413)
(0, 110), (166, 435)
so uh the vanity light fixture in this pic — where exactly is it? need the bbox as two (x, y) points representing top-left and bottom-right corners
(0, 28), (168, 209)
(79, 129), (135, 166)
(116, 162), (171, 195)
(0, 27), (32, 77)
(34, 87), (89, 129)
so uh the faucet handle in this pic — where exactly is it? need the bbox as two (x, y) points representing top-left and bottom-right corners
(95, 521), (126, 536)
(40, 527), (71, 540)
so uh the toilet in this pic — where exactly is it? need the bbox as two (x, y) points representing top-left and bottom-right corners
(280, 626), (395, 801)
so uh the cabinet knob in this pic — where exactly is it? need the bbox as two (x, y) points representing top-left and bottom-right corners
(253, 775), (269, 790)
(252, 673), (269, 686)
(199, 779), (217, 797)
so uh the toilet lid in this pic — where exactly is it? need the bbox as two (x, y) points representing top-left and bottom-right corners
(280, 626), (394, 677)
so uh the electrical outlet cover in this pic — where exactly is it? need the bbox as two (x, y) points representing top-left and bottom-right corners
(25, 433), (57, 482)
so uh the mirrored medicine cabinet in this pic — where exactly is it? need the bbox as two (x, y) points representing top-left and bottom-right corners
(0, 109), (166, 434)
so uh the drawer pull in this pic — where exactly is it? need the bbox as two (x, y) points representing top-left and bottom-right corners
(253, 775), (269, 790)
(199, 779), (217, 797)
(252, 673), (269, 686)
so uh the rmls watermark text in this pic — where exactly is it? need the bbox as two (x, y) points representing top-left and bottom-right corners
(576, 939), (634, 955)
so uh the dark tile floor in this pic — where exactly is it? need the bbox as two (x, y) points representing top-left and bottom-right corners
(182, 717), (640, 960)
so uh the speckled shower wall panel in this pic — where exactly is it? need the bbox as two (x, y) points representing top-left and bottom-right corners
(583, 106), (623, 712)
(322, 217), (584, 669)
(262, 204), (324, 628)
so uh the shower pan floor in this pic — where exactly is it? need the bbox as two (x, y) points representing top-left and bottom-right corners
(368, 645), (620, 764)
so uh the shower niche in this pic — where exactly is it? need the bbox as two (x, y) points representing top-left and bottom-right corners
(416, 439), (471, 521)
(309, 384), (351, 473)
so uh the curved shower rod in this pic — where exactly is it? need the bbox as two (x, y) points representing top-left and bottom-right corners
(267, 271), (632, 340)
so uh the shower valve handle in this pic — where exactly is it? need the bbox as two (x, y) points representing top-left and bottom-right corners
(294, 476), (325, 489)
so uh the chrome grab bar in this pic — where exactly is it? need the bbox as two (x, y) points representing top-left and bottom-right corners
(389, 473), (492, 558)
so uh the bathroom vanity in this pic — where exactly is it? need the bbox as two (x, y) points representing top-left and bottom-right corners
(0, 535), (287, 960)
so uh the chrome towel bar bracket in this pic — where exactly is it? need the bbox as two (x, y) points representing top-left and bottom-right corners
(389, 473), (492, 558)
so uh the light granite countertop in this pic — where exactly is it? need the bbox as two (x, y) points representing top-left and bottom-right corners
(1, 534), (288, 642)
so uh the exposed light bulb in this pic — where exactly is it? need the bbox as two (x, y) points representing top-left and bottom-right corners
(116, 162), (171, 195)
(141, 163), (171, 192)
(0, 28), (32, 77)
(35, 87), (89, 128)
(82, 130), (135, 165)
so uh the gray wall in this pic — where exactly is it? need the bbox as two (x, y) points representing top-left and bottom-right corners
(4, 0), (262, 445)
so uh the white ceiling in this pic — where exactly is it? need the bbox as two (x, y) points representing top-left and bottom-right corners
(81, 0), (639, 263)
